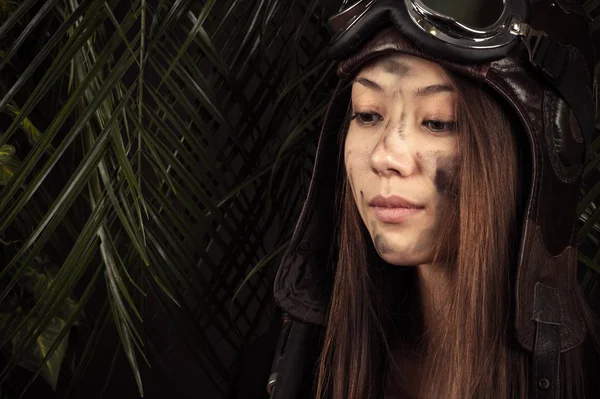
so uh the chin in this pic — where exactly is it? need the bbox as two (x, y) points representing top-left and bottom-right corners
(368, 231), (433, 266)
(376, 251), (431, 267)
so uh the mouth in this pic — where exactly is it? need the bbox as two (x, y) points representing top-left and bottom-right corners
(368, 195), (425, 223)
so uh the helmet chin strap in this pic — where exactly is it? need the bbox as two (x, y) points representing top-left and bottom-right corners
(531, 282), (562, 398)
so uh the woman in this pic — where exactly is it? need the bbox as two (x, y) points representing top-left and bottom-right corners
(268, 1), (600, 398)
(324, 51), (526, 398)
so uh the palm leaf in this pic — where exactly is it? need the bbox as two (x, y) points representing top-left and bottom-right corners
(0, 0), (342, 397)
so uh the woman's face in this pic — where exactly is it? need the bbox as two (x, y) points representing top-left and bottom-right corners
(344, 53), (459, 266)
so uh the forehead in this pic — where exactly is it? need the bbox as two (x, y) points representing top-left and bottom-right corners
(356, 53), (449, 84)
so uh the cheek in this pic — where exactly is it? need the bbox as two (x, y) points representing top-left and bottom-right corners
(417, 142), (458, 196)
(434, 154), (458, 195)
(345, 142), (372, 187)
(344, 146), (373, 227)
(344, 149), (355, 188)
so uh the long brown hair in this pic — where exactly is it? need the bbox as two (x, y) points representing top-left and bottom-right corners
(315, 66), (599, 398)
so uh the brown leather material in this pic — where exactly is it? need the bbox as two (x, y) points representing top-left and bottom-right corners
(543, 89), (585, 175)
(536, 154), (580, 254)
(337, 27), (489, 84)
(486, 50), (586, 350)
(273, 80), (350, 326)
(516, 224), (585, 352)
(531, 282), (562, 398)
(570, 110), (584, 144)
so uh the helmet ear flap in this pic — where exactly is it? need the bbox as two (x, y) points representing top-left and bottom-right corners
(542, 88), (585, 183)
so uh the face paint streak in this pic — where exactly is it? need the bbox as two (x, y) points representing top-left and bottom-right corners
(434, 156), (457, 195)
(416, 150), (456, 195)
(434, 168), (450, 195)
(381, 59), (411, 77)
(412, 226), (435, 255)
(374, 234), (391, 254)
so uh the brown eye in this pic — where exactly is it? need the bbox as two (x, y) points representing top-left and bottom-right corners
(423, 120), (456, 133)
(351, 113), (383, 126)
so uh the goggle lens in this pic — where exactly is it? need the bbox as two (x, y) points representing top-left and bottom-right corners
(419, 0), (505, 29)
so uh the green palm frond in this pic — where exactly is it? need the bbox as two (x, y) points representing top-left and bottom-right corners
(0, 0), (342, 397)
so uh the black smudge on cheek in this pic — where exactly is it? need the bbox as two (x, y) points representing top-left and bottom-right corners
(433, 155), (457, 195)
(347, 170), (363, 212)
(374, 234), (391, 254)
(411, 225), (435, 255)
(434, 168), (451, 195)
(417, 150), (443, 190)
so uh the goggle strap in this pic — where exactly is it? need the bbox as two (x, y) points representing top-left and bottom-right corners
(527, 34), (595, 148)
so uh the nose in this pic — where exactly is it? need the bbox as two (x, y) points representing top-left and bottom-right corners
(369, 123), (418, 177)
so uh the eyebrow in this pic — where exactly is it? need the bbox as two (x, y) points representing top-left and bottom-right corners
(354, 77), (454, 97)
(415, 83), (455, 97)
(355, 77), (382, 91)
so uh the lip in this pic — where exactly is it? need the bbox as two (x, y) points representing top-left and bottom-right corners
(368, 195), (424, 223)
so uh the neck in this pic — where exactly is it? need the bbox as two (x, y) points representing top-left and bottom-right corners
(385, 262), (451, 397)
(388, 262), (451, 358)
